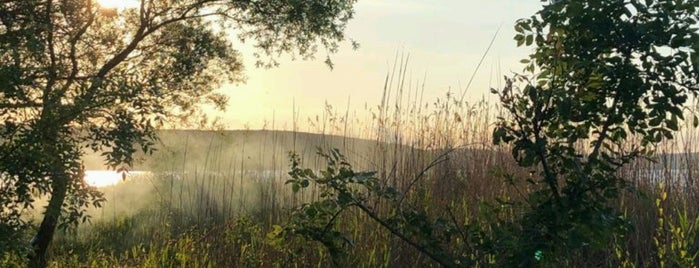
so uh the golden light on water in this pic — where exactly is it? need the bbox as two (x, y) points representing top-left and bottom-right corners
(84, 170), (154, 187)
(84, 170), (152, 187)
(84, 170), (124, 187)
(96, 0), (139, 10)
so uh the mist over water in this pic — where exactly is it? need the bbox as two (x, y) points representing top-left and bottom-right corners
(76, 130), (390, 226)
(76, 130), (695, 231)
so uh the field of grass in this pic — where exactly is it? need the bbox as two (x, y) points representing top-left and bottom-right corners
(4, 64), (699, 267)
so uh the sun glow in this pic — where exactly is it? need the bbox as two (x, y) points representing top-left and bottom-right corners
(96, 0), (139, 10)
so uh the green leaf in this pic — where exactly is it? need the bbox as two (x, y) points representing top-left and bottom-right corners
(515, 23), (524, 33)
(580, 91), (597, 102)
(515, 34), (525, 47)
(535, 34), (544, 45)
(667, 116), (679, 131)
(338, 192), (353, 206)
(305, 206), (317, 217)
(663, 129), (673, 139)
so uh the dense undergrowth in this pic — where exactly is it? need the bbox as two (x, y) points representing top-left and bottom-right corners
(3, 67), (699, 266)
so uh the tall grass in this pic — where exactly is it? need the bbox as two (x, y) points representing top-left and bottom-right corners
(6, 58), (699, 267)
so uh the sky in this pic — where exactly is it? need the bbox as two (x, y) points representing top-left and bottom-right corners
(215, 0), (545, 131)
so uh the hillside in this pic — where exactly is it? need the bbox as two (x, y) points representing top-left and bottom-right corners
(81, 129), (425, 172)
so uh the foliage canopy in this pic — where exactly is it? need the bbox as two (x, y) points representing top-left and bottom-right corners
(0, 0), (357, 265)
(492, 0), (699, 265)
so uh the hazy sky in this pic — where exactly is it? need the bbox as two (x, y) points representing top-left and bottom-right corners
(216, 1), (545, 131)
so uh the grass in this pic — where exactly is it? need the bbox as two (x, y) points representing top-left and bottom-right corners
(5, 60), (699, 267)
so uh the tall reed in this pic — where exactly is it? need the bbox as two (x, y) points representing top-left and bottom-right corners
(26, 56), (699, 267)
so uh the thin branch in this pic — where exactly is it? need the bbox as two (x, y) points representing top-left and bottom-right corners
(42, 0), (57, 110)
(445, 205), (469, 249)
(322, 206), (346, 234)
(397, 149), (452, 208)
(571, 86), (623, 200)
(354, 204), (460, 268)
(590, 89), (622, 160)
(59, 3), (97, 98)
(537, 136), (561, 202)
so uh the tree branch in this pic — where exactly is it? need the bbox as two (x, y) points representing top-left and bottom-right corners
(590, 89), (622, 160)
(42, 0), (57, 112)
(354, 204), (460, 268)
(58, 2), (97, 99)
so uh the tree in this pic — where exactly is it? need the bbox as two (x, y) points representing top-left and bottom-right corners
(0, 0), (357, 266)
(281, 0), (699, 266)
(493, 0), (699, 265)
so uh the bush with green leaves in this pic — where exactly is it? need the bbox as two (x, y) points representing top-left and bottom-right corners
(279, 149), (473, 267)
(281, 0), (699, 266)
(491, 0), (699, 265)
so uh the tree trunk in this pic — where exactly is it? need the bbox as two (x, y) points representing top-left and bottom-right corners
(29, 171), (69, 268)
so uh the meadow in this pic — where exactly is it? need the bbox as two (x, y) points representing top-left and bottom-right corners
(3, 64), (699, 267)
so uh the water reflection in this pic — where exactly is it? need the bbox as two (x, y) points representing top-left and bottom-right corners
(84, 170), (150, 187)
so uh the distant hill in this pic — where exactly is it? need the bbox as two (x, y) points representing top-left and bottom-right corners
(83, 129), (699, 181)
(82, 129), (425, 172)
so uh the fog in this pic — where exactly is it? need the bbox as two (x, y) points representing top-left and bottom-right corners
(64, 129), (430, 232)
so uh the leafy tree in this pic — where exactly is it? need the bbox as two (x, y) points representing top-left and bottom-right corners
(0, 0), (357, 266)
(493, 0), (699, 265)
(282, 0), (699, 266)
